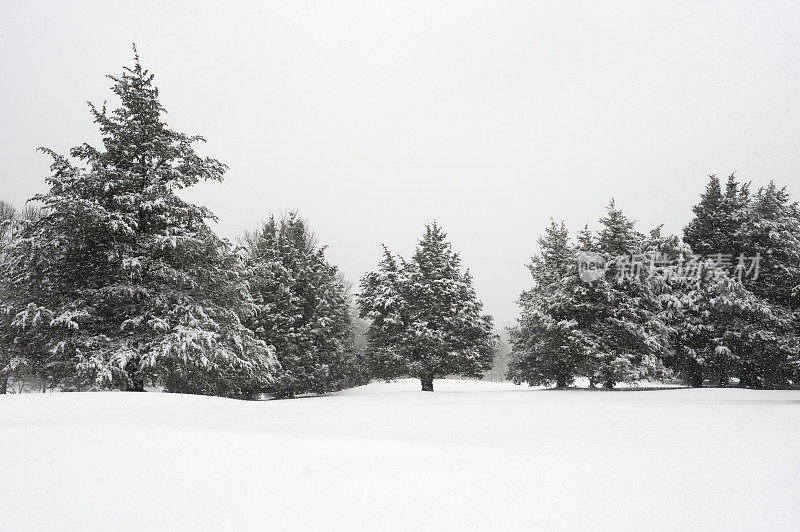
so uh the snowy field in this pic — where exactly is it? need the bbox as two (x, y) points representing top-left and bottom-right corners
(1, 380), (799, 531)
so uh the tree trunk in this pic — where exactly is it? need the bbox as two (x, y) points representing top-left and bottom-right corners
(0, 374), (7, 394)
(420, 375), (434, 392)
(689, 366), (704, 388)
(603, 379), (615, 389)
(556, 374), (568, 389)
(125, 358), (145, 392)
(129, 375), (145, 392)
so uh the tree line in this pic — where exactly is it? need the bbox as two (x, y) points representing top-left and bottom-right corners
(0, 52), (494, 396)
(1, 52), (798, 395)
(508, 179), (800, 389)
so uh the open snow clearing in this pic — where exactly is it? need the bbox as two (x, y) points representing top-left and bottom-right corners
(1, 380), (798, 531)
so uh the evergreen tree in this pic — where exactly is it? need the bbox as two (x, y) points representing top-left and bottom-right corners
(682, 174), (800, 388)
(576, 225), (597, 252)
(242, 213), (364, 398)
(508, 220), (591, 388)
(668, 260), (764, 387)
(586, 201), (670, 387)
(597, 200), (645, 256)
(357, 248), (412, 382)
(1, 204), (47, 393)
(742, 182), (800, 308)
(358, 223), (496, 391)
(684, 175), (726, 257)
(510, 206), (670, 389)
(0, 49), (276, 396)
(737, 182), (800, 387)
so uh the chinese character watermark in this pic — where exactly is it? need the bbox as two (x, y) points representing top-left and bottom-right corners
(576, 252), (761, 283)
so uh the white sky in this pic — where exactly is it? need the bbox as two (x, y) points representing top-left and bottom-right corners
(2, 0), (800, 326)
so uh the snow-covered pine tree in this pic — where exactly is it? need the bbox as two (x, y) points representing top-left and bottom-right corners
(658, 252), (761, 388)
(242, 213), (364, 398)
(638, 226), (716, 386)
(682, 174), (800, 388)
(508, 220), (592, 388)
(356, 248), (412, 382)
(581, 201), (670, 388)
(738, 182), (800, 387)
(0, 49), (276, 396)
(1, 204), (46, 393)
(358, 223), (496, 391)
(742, 183), (800, 304)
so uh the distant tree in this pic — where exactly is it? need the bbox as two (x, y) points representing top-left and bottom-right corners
(242, 213), (365, 398)
(358, 223), (496, 391)
(0, 201), (18, 393)
(484, 332), (511, 382)
(0, 49), (276, 397)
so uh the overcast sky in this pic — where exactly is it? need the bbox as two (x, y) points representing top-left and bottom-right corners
(2, 0), (800, 326)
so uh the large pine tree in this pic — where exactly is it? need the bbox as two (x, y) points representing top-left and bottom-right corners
(358, 223), (496, 391)
(0, 49), (276, 396)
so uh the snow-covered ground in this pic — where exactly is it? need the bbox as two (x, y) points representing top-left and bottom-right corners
(1, 380), (798, 531)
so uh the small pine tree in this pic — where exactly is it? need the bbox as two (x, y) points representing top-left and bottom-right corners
(358, 223), (496, 391)
(0, 49), (276, 396)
